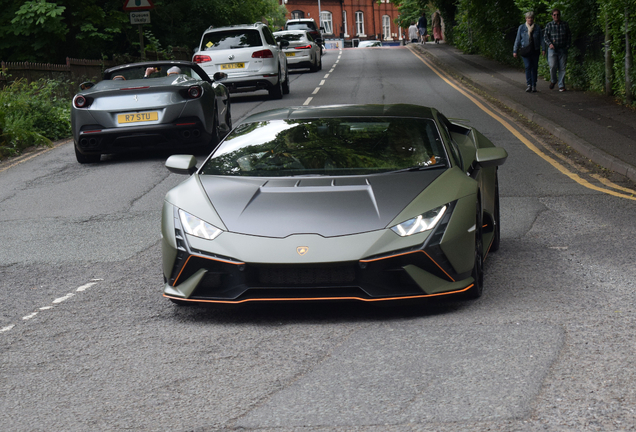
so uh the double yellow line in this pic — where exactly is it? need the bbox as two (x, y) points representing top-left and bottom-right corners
(410, 47), (636, 202)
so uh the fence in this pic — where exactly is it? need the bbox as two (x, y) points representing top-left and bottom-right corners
(0, 47), (192, 88)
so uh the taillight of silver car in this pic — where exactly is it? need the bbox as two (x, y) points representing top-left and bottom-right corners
(187, 85), (203, 99)
(252, 49), (274, 59)
(193, 55), (212, 63)
(73, 95), (93, 108)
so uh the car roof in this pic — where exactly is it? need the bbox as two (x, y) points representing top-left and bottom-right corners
(273, 30), (309, 36)
(203, 22), (266, 33)
(242, 104), (437, 122)
(286, 18), (316, 23)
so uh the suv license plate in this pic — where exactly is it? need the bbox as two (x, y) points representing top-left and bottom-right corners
(285, 52), (296, 57)
(220, 63), (245, 70)
(117, 111), (159, 124)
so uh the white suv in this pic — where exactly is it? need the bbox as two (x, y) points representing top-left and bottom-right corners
(193, 23), (290, 99)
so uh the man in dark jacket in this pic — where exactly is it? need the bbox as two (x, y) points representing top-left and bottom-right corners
(544, 8), (571, 91)
(417, 12), (428, 43)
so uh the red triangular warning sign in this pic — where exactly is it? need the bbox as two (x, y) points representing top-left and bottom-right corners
(123, 0), (155, 11)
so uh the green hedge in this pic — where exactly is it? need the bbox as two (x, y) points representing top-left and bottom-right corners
(0, 78), (72, 159)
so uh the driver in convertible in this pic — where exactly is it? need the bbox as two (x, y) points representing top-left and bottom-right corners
(144, 66), (181, 78)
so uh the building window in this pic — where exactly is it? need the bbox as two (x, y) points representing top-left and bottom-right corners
(382, 15), (391, 40)
(355, 11), (364, 36)
(291, 10), (304, 19)
(321, 11), (333, 34)
(343, 10), (348, 37)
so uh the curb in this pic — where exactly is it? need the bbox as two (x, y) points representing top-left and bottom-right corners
(0, 138), (71, 173)
(414, 45), (636, 183)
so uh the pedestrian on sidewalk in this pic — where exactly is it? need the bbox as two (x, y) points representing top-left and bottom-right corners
(513, 11), (543, 93)
(432, 11), (443, 43)
(408, 21), (419, 44)
(544, 8), (571, 92)
(417, 12), (428, 43)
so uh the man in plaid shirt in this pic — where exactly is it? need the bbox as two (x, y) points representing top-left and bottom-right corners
(544, 8), (571, 91)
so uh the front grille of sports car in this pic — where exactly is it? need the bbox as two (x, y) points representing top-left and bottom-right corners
(173, 253), (428, 301)
(257, 265), (356, 286)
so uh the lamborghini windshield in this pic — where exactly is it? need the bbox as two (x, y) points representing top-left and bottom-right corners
(200, 118), (448, 176)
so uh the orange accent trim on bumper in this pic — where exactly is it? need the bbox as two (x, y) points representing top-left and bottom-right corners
(164, 283), (474, 304)
(172, 254), (245, 286)
(360, 249), (455, 282)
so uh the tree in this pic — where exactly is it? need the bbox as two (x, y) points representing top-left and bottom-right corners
(0, 0), (287, 62)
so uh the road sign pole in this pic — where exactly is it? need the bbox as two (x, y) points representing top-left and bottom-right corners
(139, 24), (145, 59)
(123, 0), (155, 60)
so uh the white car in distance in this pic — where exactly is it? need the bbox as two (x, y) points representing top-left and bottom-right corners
(274, 30), (322, 72)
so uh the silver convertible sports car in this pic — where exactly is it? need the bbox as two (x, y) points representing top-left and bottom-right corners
(71, 60), (232, 164)
(161, 104), (507, 305)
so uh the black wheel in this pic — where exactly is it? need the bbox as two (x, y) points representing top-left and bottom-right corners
(490, 172), (501, 252)
(310, 54), (319, 72)
(269, 70), (283, 99)
(74, 145), (100, 164)
(464, 201), (484, 299)
(282, 67), (290, 95)
(225, 97), (232, 132)
(206, 110), (221, 152)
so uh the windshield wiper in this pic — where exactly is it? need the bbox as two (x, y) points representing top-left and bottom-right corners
(390, 164), (445, 173)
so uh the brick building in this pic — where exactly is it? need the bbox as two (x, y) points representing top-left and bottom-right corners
(282, 0), (403, 45)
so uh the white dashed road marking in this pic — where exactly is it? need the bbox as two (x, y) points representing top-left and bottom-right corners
(76, 282), (97, 292)
(1, 279), (102, 334)
(304, 49), (341, 106)
(52, 293), (75, 304)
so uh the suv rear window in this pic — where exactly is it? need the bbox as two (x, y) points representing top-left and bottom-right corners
(286, 22), (317, 31)
(275, 33), (306, 42)
(201, 29), (263, 51)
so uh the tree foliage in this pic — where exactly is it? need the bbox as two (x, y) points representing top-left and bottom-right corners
(0, 0), (286, 62)
(391, 0), (635, 102)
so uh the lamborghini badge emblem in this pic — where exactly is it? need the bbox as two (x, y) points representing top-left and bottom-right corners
(297, 246), (309, 256)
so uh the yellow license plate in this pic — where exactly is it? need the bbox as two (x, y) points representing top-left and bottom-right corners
(285, 52), (296, 57)
(220, 63), (245, 70)
(117, 111), (159, 124)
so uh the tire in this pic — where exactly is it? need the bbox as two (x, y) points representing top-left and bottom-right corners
(490, 172), (501, 252)
(74, 145), (100, 164)
(464, 200), (484, 299)
(209, 113), (221, 149)
(269, 70), (283, 99)
(310, 54), (319, 72)
(225, 97), (232, 132)
(282, 67), (290, 95)
(318, 53), (322, 71)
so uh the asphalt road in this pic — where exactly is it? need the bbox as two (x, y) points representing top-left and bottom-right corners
(1, 46), (635, 431)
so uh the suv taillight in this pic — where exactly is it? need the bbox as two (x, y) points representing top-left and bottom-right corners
(294, 45), (313, 50)
(193, 55), (212, 63)
(252, 49), (274, 59)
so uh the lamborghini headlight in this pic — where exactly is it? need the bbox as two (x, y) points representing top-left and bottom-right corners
(179, 209), (222, 240)
(390, 205), (447, 237)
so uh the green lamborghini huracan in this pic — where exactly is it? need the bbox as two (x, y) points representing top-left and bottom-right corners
(161, 104), (507, 304)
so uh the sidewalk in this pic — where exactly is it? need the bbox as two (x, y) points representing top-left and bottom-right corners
(412, 43), (636, 182)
